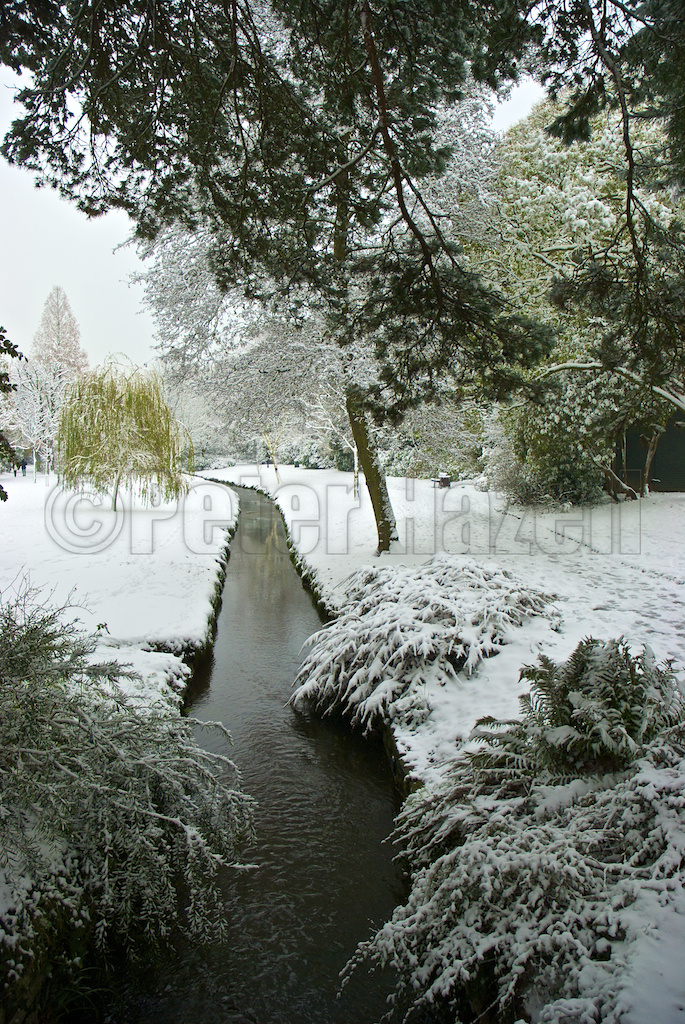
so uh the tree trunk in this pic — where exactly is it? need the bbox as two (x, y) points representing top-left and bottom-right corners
(335, 174), (397, 552)
(113, 470), (122, 512)
(262, 432), (281, 484)
(346, 391), (397, 553)
(642, 430), (660, 495)
(621, 429), (628, 483)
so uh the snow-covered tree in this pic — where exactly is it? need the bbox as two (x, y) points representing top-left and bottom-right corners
(475, 99), (685, 500)
(344, 638), (685, 1022)
(0, 585), (254, 1020)
(1, 1), (553, 416)
(138, 222), (401, 550)
(5, 359), (70, 479)
(162, 373), (234, 470)
(377, 398), (488, 480)
(0, 325), (23, 500)
(31, 286), (89, 376)
(4, 0), (685, 484)
(58, 364), (193, 509)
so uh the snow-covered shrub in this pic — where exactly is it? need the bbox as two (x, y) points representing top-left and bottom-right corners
(0, 588), (254, 1018)
(481, 637), (685, 778)
(291, 557), (553, 733)
(345, 639), (685, 1023)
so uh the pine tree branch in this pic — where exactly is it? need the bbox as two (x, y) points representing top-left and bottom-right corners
(359, 0), (444, 309)
(304, 124), (381, 194)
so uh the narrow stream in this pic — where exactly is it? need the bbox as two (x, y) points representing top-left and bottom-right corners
(110, 487), (407, 1023)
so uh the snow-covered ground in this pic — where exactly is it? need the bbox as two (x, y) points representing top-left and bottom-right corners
(3, 464), (684, 1022)
(0, 471), (238, 703)
(205, 464), (685, 1024)
(5, 463), (681, 729)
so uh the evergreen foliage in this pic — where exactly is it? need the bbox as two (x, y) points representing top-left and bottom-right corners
(31, 286), (89, 376)
(474, 637), (685, 779)
(58, 363), (194, 508)
(292, 557), (553, 733)
(0, 0), (552, 417)
(0, 585), (254, 1019)
(472, 96), (685, 499)
(2, 3), (684, 418)
(345, 639), (685, 1022)
(0, 325), (23, 501)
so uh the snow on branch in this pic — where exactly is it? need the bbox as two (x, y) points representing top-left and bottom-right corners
(0, 585), (255, 1015)
(344, 638), (685, 1023)
(535, 361), (685, 414)
(291, 556), (555, 734)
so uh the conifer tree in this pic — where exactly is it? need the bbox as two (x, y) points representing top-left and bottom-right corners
(2, 1), (683, 526)
(32, 286), (89, 376)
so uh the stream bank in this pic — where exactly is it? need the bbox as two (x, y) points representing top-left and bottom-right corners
(107, 486), (408, 1024)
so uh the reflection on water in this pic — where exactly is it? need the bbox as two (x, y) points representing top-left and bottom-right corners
(109, 487), (407, 1024)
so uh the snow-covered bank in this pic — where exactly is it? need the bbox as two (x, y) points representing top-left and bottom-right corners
(3, 464), (685, 1022)
(0, 472), (238, 702)
(203, 464), (685, 782)
(206, 464), (685, 1024)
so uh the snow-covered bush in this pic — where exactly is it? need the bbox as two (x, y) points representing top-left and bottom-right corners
(484, 400), (607, 506)
(0, 588), (254, 1018)
(345, 639), (685, 1023)
(484, 637), (685, 778)
(291, 557), (553, 733)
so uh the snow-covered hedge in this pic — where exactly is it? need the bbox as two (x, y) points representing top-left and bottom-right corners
(344, 638), (685, 1023)
(291, 556), (554, 733)
(0, 589), (255, 1018)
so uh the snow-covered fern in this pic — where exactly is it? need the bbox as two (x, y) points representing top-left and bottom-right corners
(291, 556), (554, 733)
(344, 639), (685, 1023)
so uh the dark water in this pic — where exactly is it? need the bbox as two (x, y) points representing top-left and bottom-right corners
(110, 487), (407, 1024)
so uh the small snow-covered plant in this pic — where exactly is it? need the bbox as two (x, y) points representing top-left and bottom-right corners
(0, 586), (254, 1018)
(291, 556), (553, 733)
(345, 639), (685, 1023)
(473, 636), (685, 779)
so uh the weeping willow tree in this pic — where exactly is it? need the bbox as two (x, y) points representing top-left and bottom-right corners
(58, 364), (194, 509)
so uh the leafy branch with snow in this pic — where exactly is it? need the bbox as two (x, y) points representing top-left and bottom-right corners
(344, 638), (685, 1023)
(291, 556), (555, 735)
(0, 586), (255, 1020)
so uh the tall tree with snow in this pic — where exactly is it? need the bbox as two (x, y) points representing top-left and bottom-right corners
(31, 286), (89, 376)
(3, 1), (685, 521)
(139, 221), (399, 549)
(480, 99), (685, 498)
(0, 324), (23, 500)
(0, 0), (555, 548)
(6, 359), (70, 479)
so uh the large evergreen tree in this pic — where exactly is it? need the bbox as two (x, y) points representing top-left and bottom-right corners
(0, 1), (550, 393)
(31, 286), (89, 375)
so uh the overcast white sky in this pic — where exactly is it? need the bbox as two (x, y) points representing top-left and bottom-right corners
(0, 72), (544, 369)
